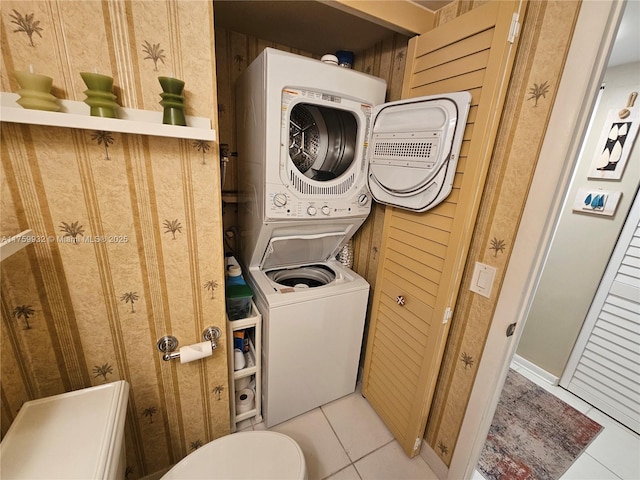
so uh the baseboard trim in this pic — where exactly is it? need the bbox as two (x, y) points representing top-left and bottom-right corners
(419, 439), (449, 480)
(512, 354), (559, 386)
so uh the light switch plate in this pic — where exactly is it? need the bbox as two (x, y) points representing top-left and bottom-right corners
(470, 262), (496, 298)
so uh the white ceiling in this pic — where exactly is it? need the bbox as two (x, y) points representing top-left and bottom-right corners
(608, 0), (640, 67)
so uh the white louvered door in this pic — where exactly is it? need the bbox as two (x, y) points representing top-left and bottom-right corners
(561, 192), (640, 434)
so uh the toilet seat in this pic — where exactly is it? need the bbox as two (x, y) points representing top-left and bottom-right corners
(162, 431), (306, 479)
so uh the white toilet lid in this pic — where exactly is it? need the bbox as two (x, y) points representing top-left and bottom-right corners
(0, 381), (129, 480)
(162, 431), (306, 479)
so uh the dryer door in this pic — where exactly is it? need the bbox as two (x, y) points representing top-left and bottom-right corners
(367, 92), (471, 212)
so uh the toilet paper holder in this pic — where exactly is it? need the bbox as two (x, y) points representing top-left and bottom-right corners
(157, 326), (222, 361)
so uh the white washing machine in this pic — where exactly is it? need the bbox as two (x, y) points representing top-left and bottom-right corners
(236, 48), (470, 427)
(247, 233), (369, 427)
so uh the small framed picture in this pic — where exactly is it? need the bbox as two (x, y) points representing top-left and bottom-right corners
(572, 188), (622, 216)
(588, 106), (639, 180)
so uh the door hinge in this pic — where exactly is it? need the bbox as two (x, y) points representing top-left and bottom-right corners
(443, 307), (452, 324)
(413, 437), (422, 453)
(508, 13), (520, 44)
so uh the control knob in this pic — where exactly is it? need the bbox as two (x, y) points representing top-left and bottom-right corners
(321, 206), (331, 216)
(357, 194), (369, 206)
(273, 193), (287, 207)
(307, 206), (317, 216)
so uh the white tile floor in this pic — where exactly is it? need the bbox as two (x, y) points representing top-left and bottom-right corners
(236, 365), (640, 480)
(237, 383), (438, 480)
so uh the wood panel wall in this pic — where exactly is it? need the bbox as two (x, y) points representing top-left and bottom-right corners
(1, 1), (226, 478)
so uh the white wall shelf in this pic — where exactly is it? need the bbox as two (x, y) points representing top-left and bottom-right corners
(227, 300), (262, 431)
(0, 92), (215, 141)
(1, 229), (35, 262)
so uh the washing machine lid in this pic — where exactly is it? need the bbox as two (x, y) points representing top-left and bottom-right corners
(260, 231), (344, 270)
(367, 91), (471, 212)
(0, 381), (129, 480)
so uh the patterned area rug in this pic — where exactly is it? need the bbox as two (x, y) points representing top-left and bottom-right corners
(478, 369), (603, 480)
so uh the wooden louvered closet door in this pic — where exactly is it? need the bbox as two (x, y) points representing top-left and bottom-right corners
(361, 0), (526, 457)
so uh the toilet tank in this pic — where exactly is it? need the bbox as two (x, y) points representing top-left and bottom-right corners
(0, 380), (129, 479)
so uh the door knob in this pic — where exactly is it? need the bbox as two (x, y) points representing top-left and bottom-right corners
(396, 295), (406, 306)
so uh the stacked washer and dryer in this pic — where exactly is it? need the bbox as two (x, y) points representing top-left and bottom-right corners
(235, 48), (470, 427)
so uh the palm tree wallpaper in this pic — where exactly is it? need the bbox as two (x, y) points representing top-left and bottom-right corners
(59, 221), (85, 244)
(93, 363), (114, 381)
(9, 9), (42, 47)
(192, 140), (211, 165)
(91, 131), (115, 160)
(0, 1), (227, 478)
(528, 81), (551, 107)
(163, 219), (182, 240)
(12, 305), (35, 329)
(204, 280), (218, 300)
(142, 406), (157, 424)
(120, 292), (140, 313)
(213, 384), (224, 401)
(142, 40), (166, 71)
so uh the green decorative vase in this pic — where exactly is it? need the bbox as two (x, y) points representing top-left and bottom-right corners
(158, 76), (186, 126)
(14, 71), (60, 111)
(80, 72), (119, 118)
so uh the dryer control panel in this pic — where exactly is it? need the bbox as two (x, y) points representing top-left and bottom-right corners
(265, 185), (371, 220)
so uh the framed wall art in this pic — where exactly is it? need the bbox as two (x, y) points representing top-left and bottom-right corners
(572, 187), (622, 216)
(588, 92), (638, 180)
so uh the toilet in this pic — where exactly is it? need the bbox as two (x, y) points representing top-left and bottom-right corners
(0, 380), (129, 479)
(0, 379), (306, 480)
(161, 430), (307, 479)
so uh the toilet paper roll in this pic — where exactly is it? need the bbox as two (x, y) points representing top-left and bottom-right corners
(235, 376), (250, 390)
(179, 341), (213, 364)
(234, 348), (246, 370)
(235, 388), (255, 414)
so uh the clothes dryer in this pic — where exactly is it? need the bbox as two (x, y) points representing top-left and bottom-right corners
(236, 48), (387, 269)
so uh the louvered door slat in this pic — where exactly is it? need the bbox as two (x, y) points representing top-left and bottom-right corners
(413, 29), (495, 73)
(412, 70), (486, 98)
(386, 249), (442, 289)
(382, 267), (437, 307)
(596, 315), (640, 343)
(584, 341), (639, 373)
(580, 350), (640, 386)
(391, 216), (451, 245)
(414, 50), (492, 87)
(573, 365), (638, 407)
(387, 237), (446, 272)
(389, 229), (448, 258)
(395, 208), (455, 231)
(570, 377), (639, 420)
